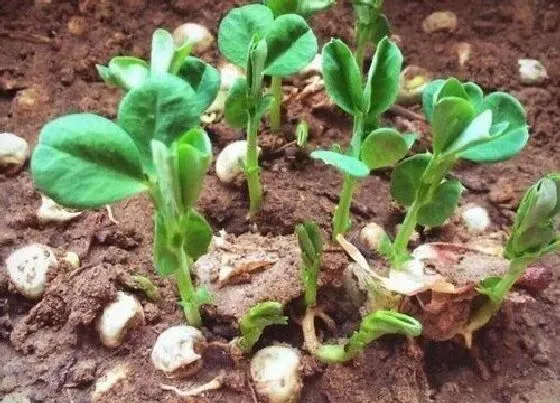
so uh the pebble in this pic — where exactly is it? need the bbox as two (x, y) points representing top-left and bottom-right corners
(423, 11), (457, 33)
(92, 364), (129, 401)
(172, 23), (214, 53)
(453, 42), (472, 68)
(461, 204), (491, 234)
(0, 133), (28, 172)
(518, 59), (548, 84)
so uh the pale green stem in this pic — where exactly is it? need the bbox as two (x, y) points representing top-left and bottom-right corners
(175, 251), (201, 327)
(246, 110), (262, 218)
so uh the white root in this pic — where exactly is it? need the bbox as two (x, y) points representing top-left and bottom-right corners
(37, 194), (82, 223)
(160, 374), (223, 397)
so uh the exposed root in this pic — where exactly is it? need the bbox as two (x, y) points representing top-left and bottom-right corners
(160, 374), (224, 397)
(302, 306), (336, 353)
(388, 105), (427, 121)
(105, 205), (119, 224)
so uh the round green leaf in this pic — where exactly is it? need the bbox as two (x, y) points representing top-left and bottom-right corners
(463, 82), (484, 112)
(322, 39), (363, 115)
(390, 154), (431, 206)
(445, 109), (493, 155)
(117, 74), (200, 174)
(417, 179), (464, 227)
(363, 37), (403, 118)
(218, 4), (274, 68)
(460, 92), (528, 163)
(107, 57), (149, 90)
(310, 150), (370, 178)
(263, 14), (317, 76)
(370, 14), (390, 45)
(436, 78), (469, 101)
(176, 56), (221, 113)
(264, 0), (298, 16)
(181, 210), (213, 260)
(360, 128), (409, 169)
(432, 97), (475, 155)
(422, 79), (445, 123)
(31, 114), (148, 209)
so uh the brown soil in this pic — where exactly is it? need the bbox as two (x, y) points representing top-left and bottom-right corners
(1, 0), (560, 402)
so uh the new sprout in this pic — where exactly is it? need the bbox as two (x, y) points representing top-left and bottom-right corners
(352, 0), (390, 73)
(310, 38), (409, 240)
(219, 3), (317, 131)
(296, 221), (323, 307)
(461, 174), (560, 346)
(31, 73), (215, 326)
(387, 78), (529, 267)
(236, 301), (288, 352)
(295, 120), (309, 148)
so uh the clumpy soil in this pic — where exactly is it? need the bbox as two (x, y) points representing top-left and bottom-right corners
(1, 0), (560, 402)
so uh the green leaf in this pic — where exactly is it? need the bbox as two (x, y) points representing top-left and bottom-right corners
(263, 14), (317, 76)
(218, 4), (274, 68)
(297, 0), (335, 18)
(247, 37), (268, 101)
(463, 82), (484, 112)
(360, 128), (409, 169)
(151, 29), (176, 74)
(460, 92), (528, 163)
(321, 39), (363, 114)
(422, 79), (445, 123)
(437, 78), (469, 101)
(31, 114), (148, 209)
(417, 179), (464, 227)
(445, 109), (493, 155)
(363, 37), (403, 118)
(176, 56), (221, 113)
(432, 97), (475, 155)
(96, 64), (111, 82)
(370, 13), (390, 45)
(238, 302), (288, 352)
(117, 74), (200, 174)
(390, 154), (431, 206)
(310, 150), (370, 177)
(170, 42), (192, 74)
(181, 210), (213, 260)
(224, 77), (249, 128)
(105, 57), (150, 90)
(175, 128), (212, 210)
(264, 0), (297, 17)
(403, 133), (417, 148)
(153, 212), (180, 276)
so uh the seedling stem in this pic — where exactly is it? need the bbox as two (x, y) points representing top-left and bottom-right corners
(270, 76), (283, 130)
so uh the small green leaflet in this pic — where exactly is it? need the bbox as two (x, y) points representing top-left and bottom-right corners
(416, 179), (464, 227)
(151, 29), (176, 74)
(176, 56), (221, 113)
(310, 150), (370, 178)
(390, 154), (431, 206)
(360, 128), (409, 169)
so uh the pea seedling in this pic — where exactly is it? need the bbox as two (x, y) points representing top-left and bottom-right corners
(31, 73), (214, 327)
(97, 28), (220, 115)
(297, 221), (422, 362)
(387, 78), (529, 267)
(461, 174), (560, 347)
(236, 302), (288, 352)
(352, 0), (390, 73)
(264, 0), (335, 19)
(219, 3), (317, 131)
(223, 36), (272, 218)
(310, 38), (410, 240)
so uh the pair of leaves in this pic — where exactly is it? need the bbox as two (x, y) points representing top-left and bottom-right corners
(153, 210), (212, 277)
(296, 221), (323, 306)
(31, 74), (210, 210)
(390, 154), (464, 227)
(322, 37), (402, 119)
(237, 302), (288, 352)
(218, 4), (317, 77)
(310, 128), (412, 178)
(423, 78), (528, 162)
(264, 0), (335, 18)
(505, 174), (560, 260)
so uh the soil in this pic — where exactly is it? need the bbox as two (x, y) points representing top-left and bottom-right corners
(1, 0), (560, 402)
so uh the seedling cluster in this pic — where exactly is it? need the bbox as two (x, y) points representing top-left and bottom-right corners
(25, 0), (559, 392)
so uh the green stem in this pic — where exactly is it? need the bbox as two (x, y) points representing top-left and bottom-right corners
(175, 251), (201, 327)
(355, 37), (366, 76)
(246, 110), (262, 219)
(269, 76), (283, 131)
(332, 175), (355, 241)
(391, 200), (420, 261)
(349, 113), (364, 158)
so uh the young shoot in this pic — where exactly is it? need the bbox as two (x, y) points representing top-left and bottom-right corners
(31, 73), (215, 327)
(310, 38), (410, 240)
(461, 174), (560, 347)
(97, 28), (220, 116)
(295, 120), (309, 149)
(352, 0), (390, 73)
(296, 221), (323, 307)
(223, 35), (271, 218)
(316, 310), (422, 363)
(236, 302), (288, 352)
(219, 3), (317, 131)
(264, 0), (335, 19)
(387, 78), (529, 267)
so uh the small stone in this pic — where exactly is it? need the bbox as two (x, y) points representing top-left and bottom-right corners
(423, 11), (457, 34)
(489, 182), (515, 205)
(0, 133), (28, 173)
(143, 302), (161, 323)
(67, 16), (87, 36)
(172, 23), (214, 53)
(92, 364), (129, 401)
(518, 59), (548, 85)
(453, 42), (472, 68)
(533, 352), (550, 365)
(461, 204), (491, 234)
(62, 251), (80, 270)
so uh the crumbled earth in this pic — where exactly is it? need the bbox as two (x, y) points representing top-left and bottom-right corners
(1, 0), (560, 402)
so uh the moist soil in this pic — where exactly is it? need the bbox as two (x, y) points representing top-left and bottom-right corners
(1, 0), (560, 402)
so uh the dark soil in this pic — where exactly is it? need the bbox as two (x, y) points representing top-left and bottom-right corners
(1, 0), (559, 402)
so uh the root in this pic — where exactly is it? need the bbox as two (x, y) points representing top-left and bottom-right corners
(161, 374), (223, 397)
(302, 306), (336, 353)
(105, 205), (119, 224)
